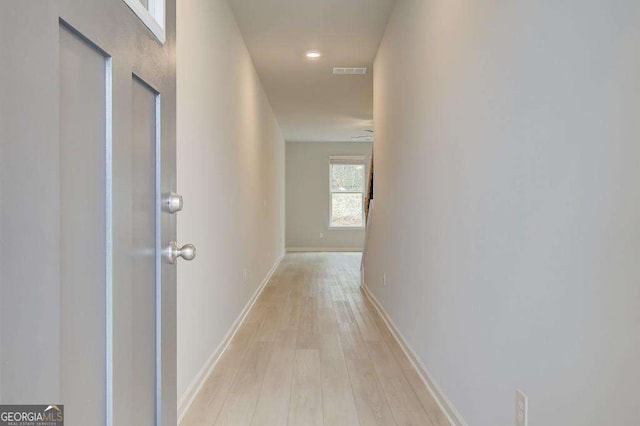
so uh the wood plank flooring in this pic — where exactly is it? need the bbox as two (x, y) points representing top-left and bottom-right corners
(181, 252), (450, 426)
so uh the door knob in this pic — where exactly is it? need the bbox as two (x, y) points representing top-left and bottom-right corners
(163, 241), (196, 264)
(163, 192), (183, 214)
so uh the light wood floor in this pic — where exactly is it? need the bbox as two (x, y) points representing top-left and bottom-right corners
(181, 252), (450, 426)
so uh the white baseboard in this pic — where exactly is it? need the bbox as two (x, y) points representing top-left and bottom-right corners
(286, 247), (362, 253)
(361, 283), (468, 426)
(177, 252), (285, 423)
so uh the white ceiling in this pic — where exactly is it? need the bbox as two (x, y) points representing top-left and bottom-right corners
(228, 0), (396, 142)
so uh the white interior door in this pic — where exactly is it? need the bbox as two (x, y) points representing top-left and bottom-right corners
(0, 0), (181, 424)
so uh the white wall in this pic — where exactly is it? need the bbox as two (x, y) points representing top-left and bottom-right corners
(286, 141), (372, 251)
(365, 1), (640, 425)
(176, 0), (285, 407)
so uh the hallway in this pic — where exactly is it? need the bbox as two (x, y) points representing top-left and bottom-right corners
(3, 0), (639, 423)
(181, 253), (449, 426)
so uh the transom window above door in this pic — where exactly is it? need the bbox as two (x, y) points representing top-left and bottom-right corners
(329, 156), (365, 229)
(123, 0), (165, 43)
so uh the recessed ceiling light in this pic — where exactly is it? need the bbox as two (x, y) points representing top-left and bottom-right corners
(306, 51), (321, 58)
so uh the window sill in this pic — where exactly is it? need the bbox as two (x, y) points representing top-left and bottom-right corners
(328, 226), (365, 231)
(122, 0), (166, 44)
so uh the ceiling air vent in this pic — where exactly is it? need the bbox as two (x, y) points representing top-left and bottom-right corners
(332, 67), (367, 75)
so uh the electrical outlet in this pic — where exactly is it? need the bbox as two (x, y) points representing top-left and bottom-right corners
(243, 268), (248, 284)
(383, 273), (387, 287)
(319, 232), (324, 239)
(516, 390), (528, 426)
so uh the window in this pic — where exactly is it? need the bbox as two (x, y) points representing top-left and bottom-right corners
(329, 156), (365, 228)
(123, 0), (166, 43)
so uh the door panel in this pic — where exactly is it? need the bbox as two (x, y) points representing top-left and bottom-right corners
(131, 76), (159, 426)
(59, 22), (108, 424)
(0, 2), (60, 403)
(0, 0), (177, 424)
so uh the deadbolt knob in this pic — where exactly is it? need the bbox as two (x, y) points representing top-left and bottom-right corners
(163, 192), (184, 214)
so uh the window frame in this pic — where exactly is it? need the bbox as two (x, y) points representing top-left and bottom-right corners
(328, 155), (366, 230)
(122, 0), (166, 44)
